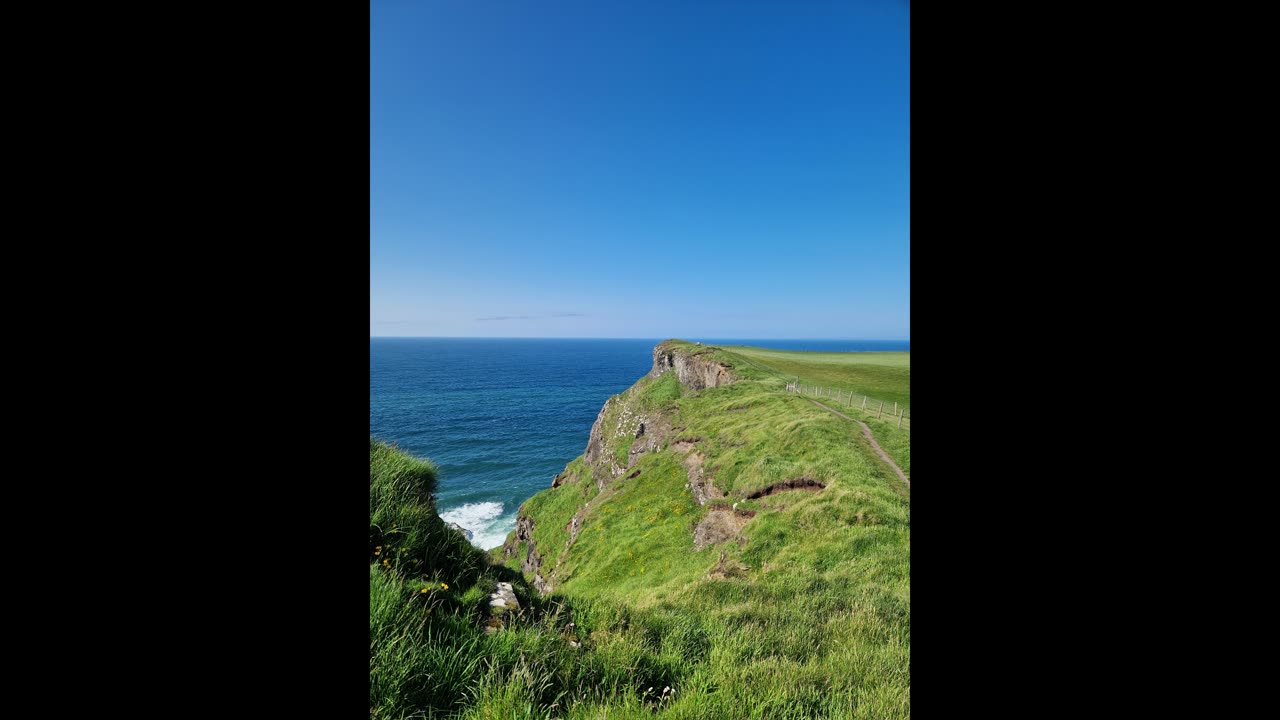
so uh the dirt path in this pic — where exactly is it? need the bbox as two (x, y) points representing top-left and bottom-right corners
(806, 399), (910, 488)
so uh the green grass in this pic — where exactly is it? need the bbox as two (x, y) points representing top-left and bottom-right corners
(501, 341), (911, 718)
(719, 345), (910, 410)
(371, 338), (911, 719)
(371, 439), (731, 719)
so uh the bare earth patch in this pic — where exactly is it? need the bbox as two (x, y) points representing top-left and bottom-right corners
(706, 550), (752, 580)
(682, 450), (724, 505)
(693, 505), (756, 549)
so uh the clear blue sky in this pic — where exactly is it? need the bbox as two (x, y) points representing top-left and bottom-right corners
(371, 0), (909, 339)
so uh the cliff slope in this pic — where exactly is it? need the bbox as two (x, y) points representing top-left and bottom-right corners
(500, 339), (912, 718)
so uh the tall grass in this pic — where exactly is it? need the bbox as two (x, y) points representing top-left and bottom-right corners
(370, 337), (910, 718)
(371, 440), (725, 719)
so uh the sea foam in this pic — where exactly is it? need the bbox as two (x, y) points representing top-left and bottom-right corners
(439, 501), (516, 550)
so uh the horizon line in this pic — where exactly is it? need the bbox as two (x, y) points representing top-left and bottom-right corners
(370, 335), (911, 341)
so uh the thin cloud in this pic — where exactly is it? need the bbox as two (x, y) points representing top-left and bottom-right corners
(474, 313), (586, 321)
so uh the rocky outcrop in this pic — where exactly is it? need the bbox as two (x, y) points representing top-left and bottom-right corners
(505, 514), (552, 594)
(627, 414), (671, 469)
(650, 342), (736, 391)
(671, 436), (723, 506)
(584, 397), (625, 487)
(583, 392), (674, 490)
(446, 522), (473, 541)
(482, 582), (522, 635)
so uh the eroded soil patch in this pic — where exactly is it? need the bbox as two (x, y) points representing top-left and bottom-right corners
(682, 451), (724, 505)
(744, 477), (827, 499)
(693, 506), (757, 549)
(671, 436), (704, 453)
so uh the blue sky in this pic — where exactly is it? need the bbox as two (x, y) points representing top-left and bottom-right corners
(371, 0), (909, 339)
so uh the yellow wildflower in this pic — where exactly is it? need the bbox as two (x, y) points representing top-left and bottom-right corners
(382, 559), (390, 567)
(441, 583), (449, 590)
(374, 546), (382, 555)
(420, 588), (429, 594)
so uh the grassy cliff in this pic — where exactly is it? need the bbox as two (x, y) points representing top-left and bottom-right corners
(371, 438), (745, 719)
(371, 340), (911, 718)
(499, 340), (911, 718)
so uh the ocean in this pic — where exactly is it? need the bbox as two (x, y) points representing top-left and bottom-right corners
(370, 337), (910, 549)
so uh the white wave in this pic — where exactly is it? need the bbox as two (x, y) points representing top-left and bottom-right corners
(439, 501), (516, 550)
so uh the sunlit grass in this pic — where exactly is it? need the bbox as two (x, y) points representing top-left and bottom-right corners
(371, 338), (910, 719)
(720, 344), (910, 409)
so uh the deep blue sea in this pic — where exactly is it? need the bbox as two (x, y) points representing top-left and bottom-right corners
(370, 338), (910, 548)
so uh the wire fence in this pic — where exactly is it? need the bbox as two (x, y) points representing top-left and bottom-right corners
(786, 381), (911, 431)
(701, 344), (911, 432)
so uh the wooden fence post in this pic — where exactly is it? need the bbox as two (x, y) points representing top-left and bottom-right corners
(894, 401), (897, 415)
(877, 401), (884, 419)
(898, 412), (903, 429)
(861, 397), (867, 410)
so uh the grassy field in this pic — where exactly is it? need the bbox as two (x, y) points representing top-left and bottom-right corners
(720, 345), (910, 410)
(370, 340), (911, 719)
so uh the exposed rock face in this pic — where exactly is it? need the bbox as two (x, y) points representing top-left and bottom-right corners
(483, 582), (522, 635)
(506, 514), (552, 594)
(584, 397), (625, 488)
(650, 343), (736, 390)
(673, 439), (723, 506)
(566, 511), (584, 546)
(583, 395), (674, 489)
(446, 522), (473, 541)
(627, 415), (671, 469)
